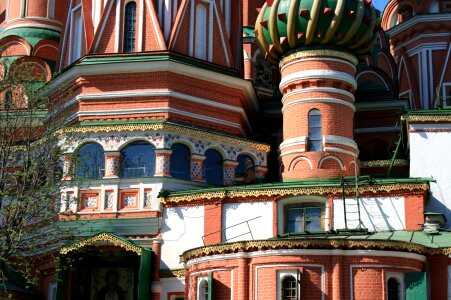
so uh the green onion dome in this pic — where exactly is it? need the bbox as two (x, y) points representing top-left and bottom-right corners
(255, 0), (378, 64)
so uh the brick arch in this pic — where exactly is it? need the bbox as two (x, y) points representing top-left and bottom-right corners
(118, 138), (158, 151)
(289, 156), (313, 171)
(73, 140), (106, 153)
(318, 156), (344, 171)
(382, 0), (419, 30)
(0, 35), (31, 56)
(356, 68), (396, 96)
(168, 140), (195, 153)
(377, 50), (397, 82)
(9, 57), (52, 82)
(33, 40), (60, 62)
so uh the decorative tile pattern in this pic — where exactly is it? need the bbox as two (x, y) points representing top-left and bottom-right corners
(106, 156), (119, 177)
(104, 191), (114, 209)
(191, 160), (204, 181)
(144, 190), (152, 207)
(156, 154), (170, 176)
(84, 195), (97, 208)
(223, 165), (236, 186)
(124, 194), (137, 207)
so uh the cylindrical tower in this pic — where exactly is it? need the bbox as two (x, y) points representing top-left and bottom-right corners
(255, 0), (377, 180)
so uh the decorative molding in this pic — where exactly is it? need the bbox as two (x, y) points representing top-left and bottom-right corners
(282, 97), (356, 112)
(280, 49), (358, 67)
(402, 114), (451, 123)
(60, 232), (143, 255)
(61, 122), (270, 152)
(180, 238), (437, 263)
(361, 159), (408, 168)
(279, 70), (357, 91)
(160, 269), (186, 278)
(161, 182), (429, 204)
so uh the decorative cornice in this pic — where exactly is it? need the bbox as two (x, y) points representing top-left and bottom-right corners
(402, 114), (451, 123)
(361, 159), (409, 168)
(180, 238), (439, 263)
(280, 49), (358, 67)
(60, 232), (143, 255)
(60, 123), (271, 152)
(161, 182), (429, 204)
(160, 269), (186, 278)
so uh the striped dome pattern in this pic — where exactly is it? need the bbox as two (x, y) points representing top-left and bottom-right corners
(255, 0), (378, 63)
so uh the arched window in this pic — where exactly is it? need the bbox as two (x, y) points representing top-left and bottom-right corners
(235, 155), (255, 184)
(123, 1), (136, 53)
(387, 277), (400, 300)
(194, 4), (207, 60)
(198, 279), (209, 300)
(76, 143), (104, 179)
(281, 275), (297, 300)
(70, 5), (83, 63)
(170, 143), (191, 180)
(204, 149), (223, 186)
(308, 109), (322, 151)
(120, 141), (155, 178)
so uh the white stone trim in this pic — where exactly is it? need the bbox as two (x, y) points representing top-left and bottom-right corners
(279, 149), (307, 157)
(279, 70), (357, 91)
(138, 0), (143, 51)
(3, 22), (62, 33)
(184, 249), (427, 267)
(66, 107), (246, 135)
(92, 0), (116, 52)
(48, 60), (260, 111)
(323, 135), (358, 150)
(254, 264), (325, 300)
(282, 98), (356, 113)
(387, 13), (451, 38)
(281, 87), (355, 104)
(280, 57), (356, 73)
(318, 155), (344, 170)
(288, 156), (313, 170)
(323, 146), (357, 157)
(213, 3), (230, 67)
(50, 89), (251, 131)
(391, 32), (451, 54)
(279, 136), (307, 151)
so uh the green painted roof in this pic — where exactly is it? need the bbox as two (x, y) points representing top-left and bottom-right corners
(243, 26), (256, 37)
(164, 176), (432, 197)
(275, 230), (451, 249)
(76, 52), (240, 78)
(0, 27), (60, 47)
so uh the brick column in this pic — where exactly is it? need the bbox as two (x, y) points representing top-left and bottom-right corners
(155, 149), (172, 177)
(61, 153), (74, 180)
(237, 257), (249, 299)
(203, 201), (222, 245)
(278, 50), (359, 179)
(150, 239), (161, 300)
(223, 160), (239, 186)
(254, 166), (268, 183)
(191, 154), (206, 182)
(104, 151), (120, 178)
(331, 254), (343, 300)
(429, 254), (448, 300)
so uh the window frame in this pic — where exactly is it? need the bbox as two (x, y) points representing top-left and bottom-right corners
(285, 204), (324, 233)
(386, 272), (405, 300)
(277, 270), (301, 300)
(123, 1), (137, 53)
(69, 3), (84, 64)
(307, 109), (322, 151)
(197, 276), (209, 300)
(277, 196), (328, 235)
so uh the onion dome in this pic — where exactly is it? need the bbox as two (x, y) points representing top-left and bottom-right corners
(255, 0), (378, 63)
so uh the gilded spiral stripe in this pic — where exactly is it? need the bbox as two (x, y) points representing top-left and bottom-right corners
(306, 0), (322, 45)
(350, 7), (376, 49)
(287, 0), (300, 47)
(337, 0), (364, 45)
(269, 0), (283, 53)
(322, 0), (345, 44)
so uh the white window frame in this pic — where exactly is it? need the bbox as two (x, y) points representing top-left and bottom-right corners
(277, 196), (329, 235)
(196, 276), (209, 300)
(194, 4), (207, 60)
(48, 0), (55, 18)
(69, 4), (83, 64)
(277, 270), (300, 300)
(386, 272), (405, 300)
(48, 282), (57, 300)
